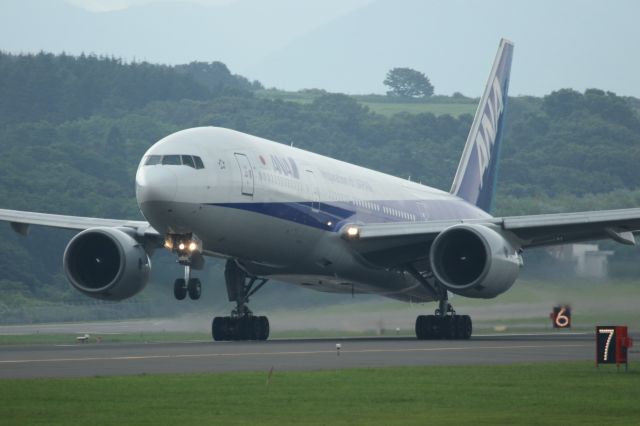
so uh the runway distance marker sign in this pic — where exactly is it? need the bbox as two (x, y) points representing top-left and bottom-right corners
(596, 326), (632, 370)
(551, 305), (571, 328)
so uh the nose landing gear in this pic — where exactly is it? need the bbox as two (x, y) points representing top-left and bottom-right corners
(173, 265), (202, 300)
(166, 234), (204, 301)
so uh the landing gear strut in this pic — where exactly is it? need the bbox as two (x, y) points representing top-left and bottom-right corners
(211, 260), (270, 341)
(415, 291), (472, 340)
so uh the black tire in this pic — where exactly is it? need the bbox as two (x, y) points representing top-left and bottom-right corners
(173, 278), (187, 300)
(250, 316), (261, 340)
(459, 315), (472, 340)
(188, 278), (202, 300)
(450, 315), (461, 339)
(258, 316), (270, 341)
(424, 315), (438, 339)
(441, 316), (455, 339)
(226, 317), (237, 341)
(212, 316), (225, 341)
(238, 317), (253, 340)
(415, 315), (427, 339)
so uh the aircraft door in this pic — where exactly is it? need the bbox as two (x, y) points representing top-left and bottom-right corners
(305, 170), (320, 212)
(234, 153), (254, 196)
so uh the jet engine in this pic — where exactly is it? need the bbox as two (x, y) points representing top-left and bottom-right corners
(63, 227), (151, 301)
(429, 224), (521, 298)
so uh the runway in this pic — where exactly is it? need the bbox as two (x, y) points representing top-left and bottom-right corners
(0, 332), (619, 379)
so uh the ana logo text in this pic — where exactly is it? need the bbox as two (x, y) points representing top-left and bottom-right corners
(271, 155), (300, 179)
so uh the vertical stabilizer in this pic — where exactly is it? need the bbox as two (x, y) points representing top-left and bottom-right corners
(450, 39), (514, 213)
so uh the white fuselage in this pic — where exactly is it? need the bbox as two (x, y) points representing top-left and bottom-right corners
(135, 127), (491, 302)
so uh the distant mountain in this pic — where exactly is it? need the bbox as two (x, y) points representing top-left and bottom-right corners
(1, 0), (639, 97)
(0, 0), (368, 80)
(248, 0), (640, 97)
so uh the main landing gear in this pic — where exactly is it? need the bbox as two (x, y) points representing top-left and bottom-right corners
(406, 265), (472, 340)
(212, 260), (270, 341)
(166, 234), (204, 301)
(415, 296), (472, 340)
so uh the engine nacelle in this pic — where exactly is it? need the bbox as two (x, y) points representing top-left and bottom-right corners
(429, 224), (522, 299)
(63, 227), (151, 301)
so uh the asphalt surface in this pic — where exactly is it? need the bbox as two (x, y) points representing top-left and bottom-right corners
(0, 332), (622, 379)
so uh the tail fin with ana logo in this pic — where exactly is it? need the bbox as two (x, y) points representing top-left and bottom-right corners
(450, 39), (514, 214)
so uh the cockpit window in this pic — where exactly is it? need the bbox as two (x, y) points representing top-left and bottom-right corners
(194, 156), (205, 169)
(181, 155), (195, 168)
(143, 154), (205, 169)
(162, 155), (181, 165)
(144, 155), (162, 166)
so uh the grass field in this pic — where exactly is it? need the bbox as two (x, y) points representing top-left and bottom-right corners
(255, 89), (477, 117)
(0, 332), (212, 346)
(0, 362), (638, 425)
(1, 278), (638, 346)
(359, 101), (476, 117)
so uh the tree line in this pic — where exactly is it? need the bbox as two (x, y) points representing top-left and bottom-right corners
(0, 51), (639, 322)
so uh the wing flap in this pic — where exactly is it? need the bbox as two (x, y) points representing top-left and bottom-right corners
(503, 208), (640, 230)
(503, 208), (640, 247)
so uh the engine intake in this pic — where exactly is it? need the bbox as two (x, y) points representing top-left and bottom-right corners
(430, 224), (521, 298)
(63, 227), (151, 300)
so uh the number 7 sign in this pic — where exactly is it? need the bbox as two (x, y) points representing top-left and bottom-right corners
(596, 326), (633, 369)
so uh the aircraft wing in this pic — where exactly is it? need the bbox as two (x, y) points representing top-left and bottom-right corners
(342, 207), (640, 267)
(0, 208), (159, 238)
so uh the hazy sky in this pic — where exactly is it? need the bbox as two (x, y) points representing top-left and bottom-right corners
(2, 0), (639, 97)
(65, 0), (271, 12)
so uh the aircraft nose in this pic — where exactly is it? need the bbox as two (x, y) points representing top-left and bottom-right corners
(136, 166), (177, 204)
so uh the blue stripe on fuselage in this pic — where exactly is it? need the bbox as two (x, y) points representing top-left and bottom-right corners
(207, 198), (490, 232)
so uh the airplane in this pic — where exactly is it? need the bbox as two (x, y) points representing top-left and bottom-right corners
(2, 39), (640, 342)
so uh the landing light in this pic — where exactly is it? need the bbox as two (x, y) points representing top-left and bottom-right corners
(166, 234), (202, 254)
(346, 226), (360, 239)
(164, 238), (173, 250)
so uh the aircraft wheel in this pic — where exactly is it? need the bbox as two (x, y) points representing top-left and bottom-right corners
(459, 315), (472, 340)
(173, 278), (187, 300)
(258, 316), (270, 341)
(441, 316), (456, 339)
(415, 315), (429, 339)
(241, 317), (254, 340)
(212, 316), (226, 341)
(187, 278), (202, 300)
(450, 315), (462, 339)
(226, 317), (237, 341)
(250, 316), (261, 340)
(425, 315), (439, 339)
